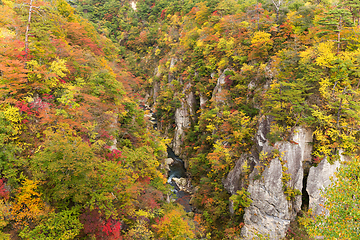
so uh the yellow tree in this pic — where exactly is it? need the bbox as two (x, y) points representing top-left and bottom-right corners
(152, 205), (195, 240)
(249, 31), (273, 61)
(11, 179), (50, 226)
(300, 42), (360, 162)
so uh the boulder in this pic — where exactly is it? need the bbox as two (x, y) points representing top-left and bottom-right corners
(164, 158), (174, 171)
(172, 177), (193, 193)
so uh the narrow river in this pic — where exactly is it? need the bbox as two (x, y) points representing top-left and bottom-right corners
(141, 104), (193, 212)
(166, 146), (192, 212)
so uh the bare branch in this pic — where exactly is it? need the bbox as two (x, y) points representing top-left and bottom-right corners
(25, 0), (34, 59)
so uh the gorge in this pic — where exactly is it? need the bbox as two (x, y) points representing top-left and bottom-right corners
(0, 0), (359, 239)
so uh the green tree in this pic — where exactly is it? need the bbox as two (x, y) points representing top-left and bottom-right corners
(317, 6), (354, 52)
(31, 124), (99, 209)
(263, 50), (313, 130)
(30, 124), (137, 215)
(302, 42), (360, 161)
(0, 110), (22, 184)
(344, 0), (360, 25)
(19, 208), (83, 240)
(229, 188), (252, 216)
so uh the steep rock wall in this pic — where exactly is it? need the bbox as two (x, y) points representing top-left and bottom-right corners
(173, 69), (228, 155)
(306, 157), (342, 216)
(242, 157), (291, 239)
(211, 69), (228, 103)
(225, 118), (313, 239)
(173, 82), (196, 155)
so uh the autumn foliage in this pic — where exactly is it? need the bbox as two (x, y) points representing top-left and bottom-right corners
(2, 0), (360, 239)
(0, 0), (172, 239)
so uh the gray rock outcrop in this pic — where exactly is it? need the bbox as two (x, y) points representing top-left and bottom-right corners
(199, 93), (207, 109)
(306, 157), (341, 216)
(235, 118), (313, 239)
(168, 58), (178, 83)
(223, 154), (254, 196)
(173, 82), (196, 156)
(212, 69), (229, 103)
(242, 158), (291, 239)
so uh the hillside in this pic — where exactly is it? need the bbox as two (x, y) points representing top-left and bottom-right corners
(1, 0), (360, 239)
(74, 0), (360, 238)
(0, 0), (197, 239)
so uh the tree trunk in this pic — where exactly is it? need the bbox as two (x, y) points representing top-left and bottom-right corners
(25, 0), (34, 60)
(337, 16), (342, 53)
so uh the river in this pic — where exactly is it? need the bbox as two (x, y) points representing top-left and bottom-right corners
(166, 146), (192, 212)
(141, 104), (193, 212)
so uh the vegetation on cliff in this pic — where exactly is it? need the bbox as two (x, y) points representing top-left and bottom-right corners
(1, 0), (360, 238)
(0, 0), (197, 239)
(301, 155), (360, 239)
(74, 0), (360, 238)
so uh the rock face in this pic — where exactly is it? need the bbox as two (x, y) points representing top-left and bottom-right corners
(173, 102), (190, 156)
(108, 113), (119, 151)
(212, 69), (229, 103)
(223, 153), (255, 215)
(223, 154), (254, 196)
(306, 157), (341, 216)
(199, 93), (207, 109)
(173, 82), (196, 156)
(168, 58), (177, 83)
(242, 158), (291, 239)
(230, 117), (313, 239)
(130, 1), (137, 11)
(173, 69), (231, 155)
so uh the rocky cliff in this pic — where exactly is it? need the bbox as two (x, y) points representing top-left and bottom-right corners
(151, 60), (347, 237)
(173, 82), (196, 156)
(224, 117), (346, 239)
(307, 156), (344, 216)
(146, 38), (350, 239)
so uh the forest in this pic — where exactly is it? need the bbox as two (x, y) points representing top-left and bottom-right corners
(0, 0), (359, 239)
